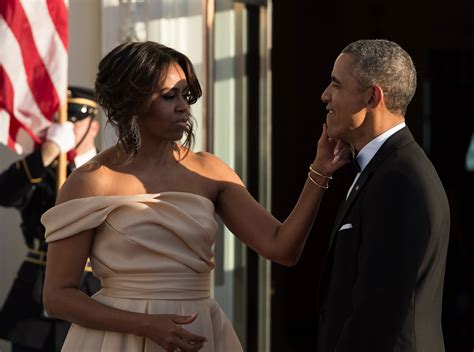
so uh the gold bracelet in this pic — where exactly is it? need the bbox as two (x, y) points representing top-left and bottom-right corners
(307, 172), (329, 189)
(309, 164), (333, 180)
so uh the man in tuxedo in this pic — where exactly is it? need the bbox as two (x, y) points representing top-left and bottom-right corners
(0, 86), (101, 352)
(317, 39), (450, 351)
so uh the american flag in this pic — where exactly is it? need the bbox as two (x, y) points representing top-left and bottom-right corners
(0, 0), (68, 155)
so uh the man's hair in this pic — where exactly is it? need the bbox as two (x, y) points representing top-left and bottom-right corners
(342, 39), (417, 115)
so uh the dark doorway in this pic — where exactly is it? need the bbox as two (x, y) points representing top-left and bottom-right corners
(428, 49), (474, 351)
(270, 0), (474, 351)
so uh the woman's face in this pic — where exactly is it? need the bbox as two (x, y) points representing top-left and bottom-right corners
(138, 63), (191, 143)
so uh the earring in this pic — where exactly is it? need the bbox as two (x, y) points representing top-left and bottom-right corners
(129, 115), (141, 152)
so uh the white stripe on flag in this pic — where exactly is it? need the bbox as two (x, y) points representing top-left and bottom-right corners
(0, 109), (10, 146)
(15, 127), (36, 155)
(0, 16), (51, 133)
(0, 0), (68, 155)
(21, 0), (68, 105)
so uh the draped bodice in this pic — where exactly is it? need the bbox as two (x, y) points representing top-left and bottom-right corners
(42, 192), (218, 298)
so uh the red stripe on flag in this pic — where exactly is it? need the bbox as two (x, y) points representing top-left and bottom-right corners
(46, 0), (68, 50)
(7, 116), (20, 151)
(0, 65), (42, 151)
(0, 0), (59, 122)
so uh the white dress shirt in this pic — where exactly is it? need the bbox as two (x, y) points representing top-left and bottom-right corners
(346, 122), (406, 199)
(74, 148), (97, 168)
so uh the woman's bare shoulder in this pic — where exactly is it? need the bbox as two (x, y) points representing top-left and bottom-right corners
(56, 148), (120, 204)
(191, 151), (244, 186)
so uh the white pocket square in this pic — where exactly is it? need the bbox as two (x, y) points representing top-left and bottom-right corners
(339, 223), (353, 231)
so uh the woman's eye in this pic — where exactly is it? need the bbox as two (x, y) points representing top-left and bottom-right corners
(183, 91), (192, 102)
(162, 94), (176, 100)
(161, 90), (192, 102)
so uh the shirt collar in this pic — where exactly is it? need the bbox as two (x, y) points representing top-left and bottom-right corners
(74, 148), (97, 168)
(356, 122), (406, 172)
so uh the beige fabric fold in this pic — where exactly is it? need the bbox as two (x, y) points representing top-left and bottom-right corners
(41, 192), (242, 352)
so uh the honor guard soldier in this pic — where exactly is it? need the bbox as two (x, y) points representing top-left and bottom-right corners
(0, 86), (101, 352)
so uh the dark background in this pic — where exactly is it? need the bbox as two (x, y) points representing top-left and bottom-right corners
(266, 0), (474, 351)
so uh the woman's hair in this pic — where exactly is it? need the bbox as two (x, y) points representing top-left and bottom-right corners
(342, 39), (417, 115)
(95, 41), (202, 161)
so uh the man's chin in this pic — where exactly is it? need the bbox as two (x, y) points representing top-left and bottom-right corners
(326, 127), (337, 140)
(327, 129), (349, 144)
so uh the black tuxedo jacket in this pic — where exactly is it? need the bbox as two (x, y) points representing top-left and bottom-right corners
(317, 127), (450, 352)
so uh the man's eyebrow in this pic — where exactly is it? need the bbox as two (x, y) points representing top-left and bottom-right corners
(331, 75), (342, 86)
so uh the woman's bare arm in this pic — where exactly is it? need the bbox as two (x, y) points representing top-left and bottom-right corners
(213, 125), (349, 266)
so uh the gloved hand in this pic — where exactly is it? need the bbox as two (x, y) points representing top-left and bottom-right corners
(45, 121), (75, 153)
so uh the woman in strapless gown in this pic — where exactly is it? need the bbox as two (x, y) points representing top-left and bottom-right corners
(41, 41), (350, 352)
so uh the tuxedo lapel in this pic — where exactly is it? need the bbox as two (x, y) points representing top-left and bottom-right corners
(319, 128), (416, 312)
(328, 127), (416, 249)
(329, 171), (371, 246)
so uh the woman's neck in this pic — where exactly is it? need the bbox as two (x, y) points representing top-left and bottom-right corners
(134, 140), (180, 167)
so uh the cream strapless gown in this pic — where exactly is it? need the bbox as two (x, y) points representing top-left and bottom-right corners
(41, 192), (243, 352)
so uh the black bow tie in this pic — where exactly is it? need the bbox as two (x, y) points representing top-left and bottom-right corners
(351, 148), (361, 173)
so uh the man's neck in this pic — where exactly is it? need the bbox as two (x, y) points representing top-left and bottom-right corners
(353, 112), (405, 152)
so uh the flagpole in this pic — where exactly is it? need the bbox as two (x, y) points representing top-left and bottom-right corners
(57, 99), (68, 191)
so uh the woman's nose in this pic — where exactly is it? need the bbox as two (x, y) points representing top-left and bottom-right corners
(176, 95), (188, 112)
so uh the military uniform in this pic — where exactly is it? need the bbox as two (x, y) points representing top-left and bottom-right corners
(0, 87), (101, 352)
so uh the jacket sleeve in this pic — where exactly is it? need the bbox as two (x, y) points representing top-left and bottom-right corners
(0, 149), (47, 208)
(335, 171), (430, 351)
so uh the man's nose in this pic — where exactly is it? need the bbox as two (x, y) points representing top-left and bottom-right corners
(321, 87), (330, 103)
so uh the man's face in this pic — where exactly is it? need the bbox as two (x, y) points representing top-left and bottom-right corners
(321, 53), (371, 144)
(71, 116), (99, 154)
(72, 117), (92, 145)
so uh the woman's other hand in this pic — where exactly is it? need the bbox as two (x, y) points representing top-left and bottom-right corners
(143, 313), (207, 351)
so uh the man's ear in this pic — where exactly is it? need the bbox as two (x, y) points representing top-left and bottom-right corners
(90, 120), (100, 138)
(367, 84), (383, 109)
